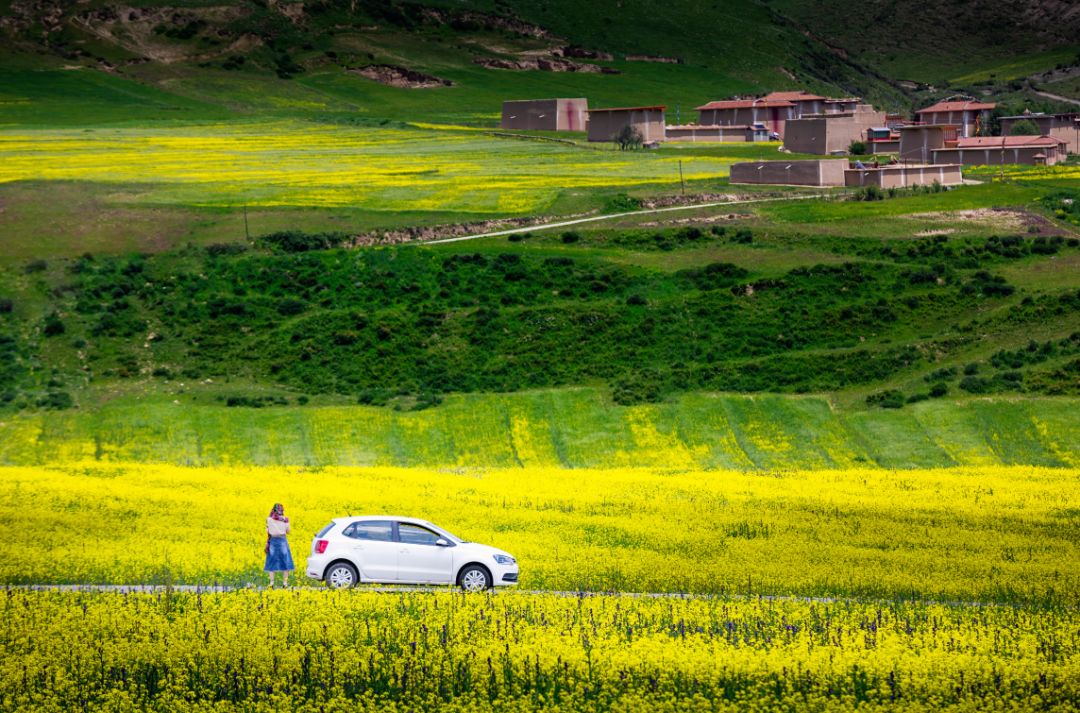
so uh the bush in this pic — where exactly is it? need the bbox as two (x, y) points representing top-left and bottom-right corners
(605, 193), (641, 213)
(732, 229), (753, 244)
(257, 231), (349, 253)
(1008, 119), (1041, 136)
(614, 125), (644, 150)
(23, 259), (47, 274)
(42, 313), (65, 337)
(37, 390), (73, 410)
(929, 383), (949, 398)
(866, 389), (905, 409)
(626, 294), (647, 306)
(848, 140), (867, 155)
(561, 231), (581, 244)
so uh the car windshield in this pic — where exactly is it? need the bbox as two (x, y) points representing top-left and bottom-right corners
(426, 521), (466, 543)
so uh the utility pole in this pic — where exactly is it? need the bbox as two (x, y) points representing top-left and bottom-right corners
(243, 205), (250, 241)
(679, 160), (685, 195)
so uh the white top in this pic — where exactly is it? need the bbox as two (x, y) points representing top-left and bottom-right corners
(266, 518), (290, 537)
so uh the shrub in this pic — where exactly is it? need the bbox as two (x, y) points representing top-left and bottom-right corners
(963, 363), (980, 375)
(561, 231), (581, 244)
(37, 390), (73, 410)
(23, 259), (47, 274)
(605, 193), (641, 213)
(929, 383), (949, 398)
(732, 229), (753, 244)
(277, 298), (307, 316)
(1008, 119), (1041, 136)
(626, 294), (647, 306)
(848, 140), (867, 155)
(205, 243), (248, 257)
(614, 125), (644, 151)
(257, 231), (349, 253)
(42, 313), (65, 337)
(906, 393), (930, 404)
(866, 389), (905, 409)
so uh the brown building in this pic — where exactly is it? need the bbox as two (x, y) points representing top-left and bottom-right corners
(931, 135), (1069, 166)
(694, 98), (794, 138)
(729, 159), (848, 186)
(762, 90), (859, 116)
(898, 125), (959, 163)
(915, 100), (995, 138)
(999, 112), (1080, 153)
(866, 126), (900, 154)
(501, 98), (588, 132)
(782, 105), (886, 155)
(586, 105), (666, 143)
(845, 164), (963, 189)
(664, 124), (770, 142)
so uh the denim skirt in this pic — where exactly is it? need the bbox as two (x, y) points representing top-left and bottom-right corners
(264, 536), (295, 572)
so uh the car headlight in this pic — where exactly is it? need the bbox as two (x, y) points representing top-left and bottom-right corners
(493, 554), (516, 565)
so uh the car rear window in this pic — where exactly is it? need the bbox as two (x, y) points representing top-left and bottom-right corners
(316, 522), (336, 538)
(342, 520), (394, 542)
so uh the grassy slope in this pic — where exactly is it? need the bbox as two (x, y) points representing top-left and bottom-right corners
(769, 0), (1080, 84)
(1, 390), (1078, 469)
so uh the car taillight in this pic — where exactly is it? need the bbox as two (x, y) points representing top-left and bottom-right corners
(315, 539), (329, 554)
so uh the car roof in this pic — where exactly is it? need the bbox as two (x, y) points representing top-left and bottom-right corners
(333, 515), (435, 526)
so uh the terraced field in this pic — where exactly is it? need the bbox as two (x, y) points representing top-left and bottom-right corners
(1, 391), (1077, 470)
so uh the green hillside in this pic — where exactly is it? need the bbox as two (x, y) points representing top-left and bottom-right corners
(2, 390), (1077, 469)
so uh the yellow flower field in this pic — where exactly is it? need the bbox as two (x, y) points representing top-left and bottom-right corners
(2, 589), (1077, 712)
(0, 122), (738, 213)
(1, 463), (1077, 603)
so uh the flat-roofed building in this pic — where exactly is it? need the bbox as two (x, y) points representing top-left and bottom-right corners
(999, 112), (1080, 153)
(782, 105), (886, 155)
(845, 164), (963, 189)
(730, 159), (848, 186)
(586, 105), (666, 143)
(898, 124), (959, 163)
(501, 98), (588, 132)
(915, 100), (995, 138)
(762, 90), (859, 116)
(694, 99), (795, 138)
(932, 135), (1068, 166)
(664, 124), (770, 142)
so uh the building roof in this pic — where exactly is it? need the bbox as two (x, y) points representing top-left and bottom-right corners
(588, 105), (665, 113)
(946, 135), (1065, 149)
(898, 123), (960, 131)
(695, 99), (794, 110)
(761, 90), (826, 102)
(916, 100), (996, 114)
(666, 124), (752, 130)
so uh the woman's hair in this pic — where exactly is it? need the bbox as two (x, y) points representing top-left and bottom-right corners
(269, 503), (284, 518)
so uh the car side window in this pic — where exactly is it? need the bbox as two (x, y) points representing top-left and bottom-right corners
(398, 523), (442, 546)
(342, 521), (394, 542)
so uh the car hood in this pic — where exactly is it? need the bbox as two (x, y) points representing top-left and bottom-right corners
(457, 541), (514, 560)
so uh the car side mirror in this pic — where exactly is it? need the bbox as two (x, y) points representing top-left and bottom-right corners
(435, 538), (450, 547)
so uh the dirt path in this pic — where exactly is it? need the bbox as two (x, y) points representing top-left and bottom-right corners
(1032, 90), (1080, 107)
(422, 193), (830, 245)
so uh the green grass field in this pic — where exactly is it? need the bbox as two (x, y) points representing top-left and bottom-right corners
(2, 390), (1077, 469)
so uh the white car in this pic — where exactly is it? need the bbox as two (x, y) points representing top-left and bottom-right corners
(305, 516), (519, 591)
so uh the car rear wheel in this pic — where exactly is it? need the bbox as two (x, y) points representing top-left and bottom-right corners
(325, 562), (358, 589)
(458, 565), (491, 592)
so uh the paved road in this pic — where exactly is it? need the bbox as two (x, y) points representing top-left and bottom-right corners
(423, 193), (830, 245)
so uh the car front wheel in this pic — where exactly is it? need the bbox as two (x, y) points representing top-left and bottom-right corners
(458, 564), (492, 592)
(325, 562), (359, 589)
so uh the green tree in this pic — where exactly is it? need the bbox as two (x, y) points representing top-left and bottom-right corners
(1008, 119), (1041, 136)
(614, 125), (644, 151)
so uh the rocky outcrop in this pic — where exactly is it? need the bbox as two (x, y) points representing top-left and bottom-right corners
(474, 57), (619, 74)
(351, 64), (452, 88)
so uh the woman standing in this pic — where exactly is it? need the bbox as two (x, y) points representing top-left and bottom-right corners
(264, 503), (295, 587)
